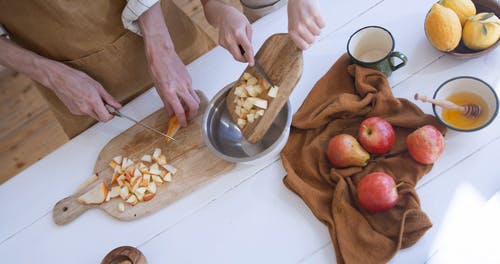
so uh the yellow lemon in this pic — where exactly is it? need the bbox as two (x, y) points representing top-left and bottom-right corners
(439, 0), (476, 26)
(463, 13), (500, 50)
(425, 3), (462, 52)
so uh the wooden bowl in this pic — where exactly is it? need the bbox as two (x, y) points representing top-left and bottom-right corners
(447, 0), (500, 58)
(101, 246), (147, 264)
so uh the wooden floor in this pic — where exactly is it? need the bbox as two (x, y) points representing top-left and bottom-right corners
(0, 0), (241, 184)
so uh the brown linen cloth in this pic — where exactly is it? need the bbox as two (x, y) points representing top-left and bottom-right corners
(281, 54), (446, 264)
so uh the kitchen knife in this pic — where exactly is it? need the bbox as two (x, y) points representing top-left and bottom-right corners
(238, 45), (276, 88)
(105, 104), (177, 142)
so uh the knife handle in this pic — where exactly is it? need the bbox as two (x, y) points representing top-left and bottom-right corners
(105, 103), (121, 117)
(238, 44), (246, 56)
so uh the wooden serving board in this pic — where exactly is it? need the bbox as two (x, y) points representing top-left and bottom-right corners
(226, 33), (303, 143)
(53, 91), (235, 225)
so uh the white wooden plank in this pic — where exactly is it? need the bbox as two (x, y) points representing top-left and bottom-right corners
(426, 191), (500, 264)
(139, 161), (331, 264)
(0, 161), (279, 263)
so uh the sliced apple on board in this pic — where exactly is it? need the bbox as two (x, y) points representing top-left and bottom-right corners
(75, 146), (180, 210)
(165, 116), (180, 142)
(77, 181), (108, 205)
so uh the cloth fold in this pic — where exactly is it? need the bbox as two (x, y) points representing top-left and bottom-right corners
(281, 54), (446, 264)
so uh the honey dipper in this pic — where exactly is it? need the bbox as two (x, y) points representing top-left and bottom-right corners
(414, 93), (482, 118)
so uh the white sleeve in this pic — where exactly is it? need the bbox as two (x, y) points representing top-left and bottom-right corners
(122, 0), (160, 35)
(0, 24), (8, 37)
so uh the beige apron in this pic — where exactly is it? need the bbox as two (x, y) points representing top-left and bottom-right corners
(0, 0), (207, 138)
(240, 0), (287, 23)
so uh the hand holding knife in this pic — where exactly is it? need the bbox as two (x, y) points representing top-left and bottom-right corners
(238, 45), (276, 88)
(105, 104), (177, 142)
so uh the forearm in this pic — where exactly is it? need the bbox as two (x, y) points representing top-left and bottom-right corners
(0, 37), (54, 87)
(201, 0), (230, 29)
(138, 2), (175, 54)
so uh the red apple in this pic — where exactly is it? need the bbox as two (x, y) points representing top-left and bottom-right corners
(326, 134), (370, 168)
(357, 172), (399, 213)
(358, 117), (395, 154)
(407, 125), (445, 164)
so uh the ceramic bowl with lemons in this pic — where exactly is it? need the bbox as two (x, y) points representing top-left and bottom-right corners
(432, 76), (498, 132)
(424, 0), (500, 58)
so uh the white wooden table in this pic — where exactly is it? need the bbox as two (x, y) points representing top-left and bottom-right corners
(1, 1), (499, 263)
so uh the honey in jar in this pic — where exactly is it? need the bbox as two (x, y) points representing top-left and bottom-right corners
(441, 92), (489, 130)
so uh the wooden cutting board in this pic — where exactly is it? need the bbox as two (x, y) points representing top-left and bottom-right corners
(53, 91), (235, 225)
(226, 33), (303, 143)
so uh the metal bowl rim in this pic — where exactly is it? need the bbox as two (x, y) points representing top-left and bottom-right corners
(202, 82), (292, 163)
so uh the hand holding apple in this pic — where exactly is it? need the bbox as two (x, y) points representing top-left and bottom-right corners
(358, 117), (395, 154)
(407, 125), (445, 164)
(357, 172), (399, 213)
(326, 134), (370, 168)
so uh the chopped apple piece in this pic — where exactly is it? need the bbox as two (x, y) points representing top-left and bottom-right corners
(268, 86), (279, 98)
(77, 181), (108, 205)
(243, 98), (256, 110)
(109, 160), (118, 170)
(149, 163), (162, 175)
(162, 164), (177, 174)
(134, 187), (147, 201)
(126, 194), (138, 206)
(245, 85), (259, 97)
(253, 98), (268, 109)
(247, 113), (255, 123)
(112, 155), (123, 165)
(237, 118), (247, 128)
(152, 148), (162, 160)
(75, 173), (99, 192)
(105, 192), (111, 202)
(256, 109), (265, 117)
(147, 182), (157, 194)
(157, 155), (167, 165)
(235, 106), (242, 117)
(130, 175), (142, 190)
(234, 86), (247, 97)
(116, 175), (127, 186)
(242, 72), (253, 80)
(133, 168), (142, 178)
(118, 202), (125, 212)
(109, 186), (121, 198)
(163, 172), (172, 182)
(247, 77), (258, 86)
(121, 158), (134, 170)
(120, 186), (130, 200)
(141, 155), (152, 163)
(152, 175), (163, 184)
(143, 193), (156, 202)
(140, 175), (150, 187)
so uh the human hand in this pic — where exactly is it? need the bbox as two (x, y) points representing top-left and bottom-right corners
(139, 2), (200, 127)
(45, 61), (121, 121)
(203, 0), (255, 65)
(288, 0), (326, 50)
(147, 43), (200, 127)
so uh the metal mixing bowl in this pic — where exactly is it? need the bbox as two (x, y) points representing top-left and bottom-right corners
(202, 82), (292, 164)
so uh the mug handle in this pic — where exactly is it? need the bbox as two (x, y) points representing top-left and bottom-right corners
(389, 51), (408, 71)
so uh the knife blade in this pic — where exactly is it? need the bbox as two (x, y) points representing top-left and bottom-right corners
(253, 59), (276, 88)
(238, 45), (276, 88)
(105, 104), (177, 142)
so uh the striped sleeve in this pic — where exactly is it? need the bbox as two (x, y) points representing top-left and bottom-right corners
(122, 0), (159, 35)
(0, 24), (7, 36)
